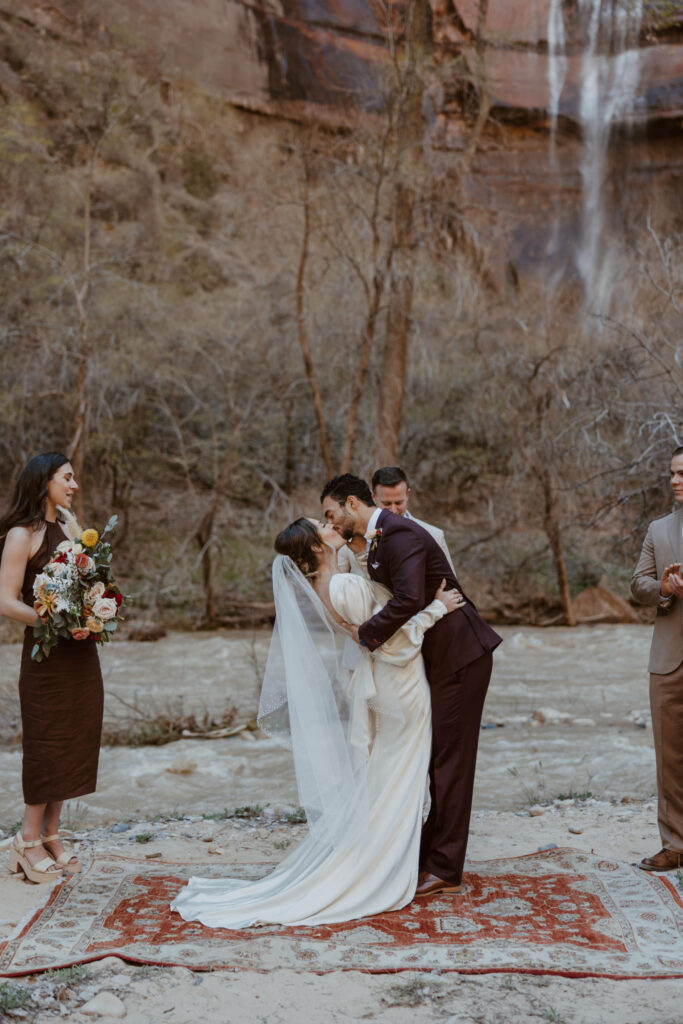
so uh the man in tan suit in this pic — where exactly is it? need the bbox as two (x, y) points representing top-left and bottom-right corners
(631, 445), (683, 872)
(338, 466), (454, 575)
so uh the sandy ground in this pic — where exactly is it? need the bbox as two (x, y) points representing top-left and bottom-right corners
(1, 625), (681, 1023)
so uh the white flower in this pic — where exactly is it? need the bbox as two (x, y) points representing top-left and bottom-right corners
(92, 597), (118, 621)
(33, 572), (52, 592)
(85, 581), (105, 602)
(56, 540), (73, 553)
(53, 592), (72, 612)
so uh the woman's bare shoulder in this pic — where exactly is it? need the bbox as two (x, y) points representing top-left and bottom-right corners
(3, 524), (43, 560)
(4, 525), (33, 547)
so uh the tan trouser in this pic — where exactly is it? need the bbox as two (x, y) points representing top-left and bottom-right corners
(650, 661), (683, 852)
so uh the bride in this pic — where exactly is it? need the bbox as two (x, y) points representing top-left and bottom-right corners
(171, 517), (462, 928)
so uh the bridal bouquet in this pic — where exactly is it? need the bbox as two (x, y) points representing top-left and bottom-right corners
(31, 507), (125, 662)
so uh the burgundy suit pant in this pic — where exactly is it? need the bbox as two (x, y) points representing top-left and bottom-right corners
(419, 651), (492, 885)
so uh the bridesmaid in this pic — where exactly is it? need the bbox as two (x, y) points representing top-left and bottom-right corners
(0, 452), (104, 883)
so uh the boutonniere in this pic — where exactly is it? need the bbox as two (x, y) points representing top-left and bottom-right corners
(367, 528), (382, 556)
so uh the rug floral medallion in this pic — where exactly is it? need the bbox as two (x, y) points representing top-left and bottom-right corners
(2, 849), (682, 978)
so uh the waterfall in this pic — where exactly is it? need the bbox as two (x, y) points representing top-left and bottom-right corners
(547, 0), (644, 313)
(547, 0), (568, 156)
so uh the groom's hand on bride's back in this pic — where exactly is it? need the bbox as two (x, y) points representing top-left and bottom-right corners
(435, 579), (466, 614)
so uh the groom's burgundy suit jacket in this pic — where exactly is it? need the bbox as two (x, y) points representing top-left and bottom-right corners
(358, 510), (501, 681)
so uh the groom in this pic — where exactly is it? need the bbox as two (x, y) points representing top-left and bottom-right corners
(321, 474), (502, 895)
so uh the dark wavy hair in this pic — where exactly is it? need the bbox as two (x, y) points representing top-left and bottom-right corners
(320, 474), (374, 507)
(372, 466), (409, 490)
(274, 517), (322, 579)
(0, 452), (70, 548)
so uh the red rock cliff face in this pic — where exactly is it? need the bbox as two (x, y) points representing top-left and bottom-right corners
(2, 0), (681, 283)
(78, 0), (682, 125)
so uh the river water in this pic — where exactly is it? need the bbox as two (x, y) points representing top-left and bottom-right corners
(0, 625), (657, 825)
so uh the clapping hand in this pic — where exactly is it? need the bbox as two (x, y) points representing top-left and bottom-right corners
(661, 563), (683, 599)
(435, 578), (466, 613)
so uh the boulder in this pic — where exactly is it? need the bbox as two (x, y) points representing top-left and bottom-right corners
(571, 584), (640, 625)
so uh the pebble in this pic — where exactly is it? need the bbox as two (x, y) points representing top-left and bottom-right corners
(528, 805), (545, 817)
(569, 827), (583, 834)
(110, 824), (131, 834)
(208, 846), (224, 855)
(80, 991), (127, 1018)
(537, 843), (558, 852)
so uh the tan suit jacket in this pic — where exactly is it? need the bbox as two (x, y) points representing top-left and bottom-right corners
(631, 507), (683, 674)
(404, 512), (455, 571)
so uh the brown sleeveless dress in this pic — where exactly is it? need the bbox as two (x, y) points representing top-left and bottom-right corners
(19, 520), (104, 805)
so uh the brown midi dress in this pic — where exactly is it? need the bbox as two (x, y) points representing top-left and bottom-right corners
(19, 520), (104, 805)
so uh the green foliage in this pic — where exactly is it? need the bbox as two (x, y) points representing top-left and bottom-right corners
(0, 982), (29, 1012)
(134, 832), (153, 843)
(44, 965), (87, 985)
(281, 807), (307, 824)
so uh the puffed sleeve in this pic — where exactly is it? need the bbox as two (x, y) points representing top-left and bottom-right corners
(374, 598), (447, 666)
(329, 573), (378, 626)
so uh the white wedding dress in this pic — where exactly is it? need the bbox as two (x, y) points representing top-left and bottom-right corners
(170, 570), (445, 928)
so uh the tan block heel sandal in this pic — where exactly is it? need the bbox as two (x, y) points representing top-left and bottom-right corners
(9, 833), (64, 884)
(41, 833), (82, 873)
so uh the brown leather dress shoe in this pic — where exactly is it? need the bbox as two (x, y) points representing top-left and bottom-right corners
(638, 848), (683, 872)
(414, 871), (462, 897)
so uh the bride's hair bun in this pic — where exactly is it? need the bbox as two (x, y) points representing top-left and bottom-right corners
(274, 518), (321, 579)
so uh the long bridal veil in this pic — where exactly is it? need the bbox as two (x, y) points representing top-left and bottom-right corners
(256, 555), (370, 851)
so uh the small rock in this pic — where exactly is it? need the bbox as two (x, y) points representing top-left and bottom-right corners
(80, 992), (126, 1018)
(165, 760), (196, 776)
(107, 973), (132, 988)
(208, 846), (224, 855)
(145, 852), (163, 860)
(528, 805), (545, 817)
(536, 843), (558, 852)
(87, 957), (126, 973)
(533, 707), (572, 723)
(201, 835), (215, 843)
(573, 718), (595, 727)
(569, 827), (583, 835)
(531, 710), (546, 724)
(111, 823), (131, 834)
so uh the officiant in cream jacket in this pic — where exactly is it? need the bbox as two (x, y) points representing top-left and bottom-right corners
(338, 467), (454, 575)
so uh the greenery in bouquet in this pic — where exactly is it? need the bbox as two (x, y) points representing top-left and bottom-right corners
(31, 507), (125, 662)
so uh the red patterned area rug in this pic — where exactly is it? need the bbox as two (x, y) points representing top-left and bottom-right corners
(2, 848), (683, 979)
